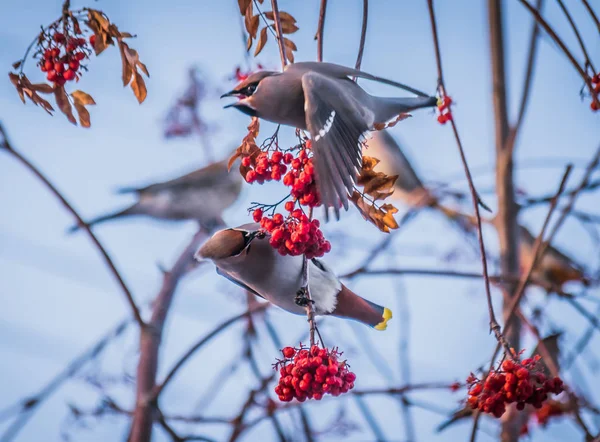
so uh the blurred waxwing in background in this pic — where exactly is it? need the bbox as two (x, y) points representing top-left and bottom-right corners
(518, 225), (592, 289)
(362, 130), (474, 227)
(195, 223), (393, 330)
(69, 153), (243, 233)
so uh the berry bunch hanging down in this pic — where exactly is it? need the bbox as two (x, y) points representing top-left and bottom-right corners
(9, 2), (148, 127)
(274, 345), (356, 402)
(466, 355), (564, 418)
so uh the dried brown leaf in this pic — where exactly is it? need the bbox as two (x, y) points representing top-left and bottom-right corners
(54, 86), (77, 125)
(373, 113), (412, 130)
(285, 45), (295, 63)
(246, 35), (253, 52)
(88, 10), (110, 32)
(12, 60), (22, 69)
(118, 41), (134, 86)
(254, 27), (268, 56)
(283, 38), (297, 51)
(280, 21), (299, 34)
(350, 191), (399, 233)
(248, 15), (260, 39)
(131, 71), (147, 103)
(264, 11), (297, 24)
(71, 90), (96, 106)
(119, 32), (135, 38)
(238, 0), (252, 15)
(29, 83), (54, 94)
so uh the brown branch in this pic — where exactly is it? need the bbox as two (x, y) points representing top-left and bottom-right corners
(518, 0), (598, 105)
(153, 303), (269, 399)
(488, 1), (521, 438)
(581, 0), (600, 34)
(127, 229), (207, 442)
(509, 0), (544, 153)
(427, 0), (505, 351)
(270, 0), (287, 69)
(355, 0), (368, 72)
(556, 0), (596, 74)
(0, 123), (145, 328)
(316, 0), (327, 62)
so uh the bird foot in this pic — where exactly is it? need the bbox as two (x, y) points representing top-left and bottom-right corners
(295, 287), (314, 307)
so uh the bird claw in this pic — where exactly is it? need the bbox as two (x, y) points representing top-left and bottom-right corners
(295, 287), (314, 307)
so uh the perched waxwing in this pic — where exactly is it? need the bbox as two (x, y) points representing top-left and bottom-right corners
(195, 223), (393, 330)
(518, 225), (591, 288)
(69, 156), (243, 233)
(363, 130), (474, 226)
(220, 61), (437, 220)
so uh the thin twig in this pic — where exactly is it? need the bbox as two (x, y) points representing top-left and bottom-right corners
(556, 0), (596, 74)
(581, 0), (600, 33)
(316, 0), (327, 62)
(354, 0), (368, 73)
(0, 123), (145, 328)
(270, 0), (287, 69)
(518, 0), (598, 105)
(509, 0), (544, 153)
(426, 0), (506, 351)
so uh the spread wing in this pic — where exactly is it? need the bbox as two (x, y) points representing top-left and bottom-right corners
(301, 72), (372, 220)
(216, 267), (265, 300)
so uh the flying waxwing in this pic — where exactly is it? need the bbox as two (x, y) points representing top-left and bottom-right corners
(220, 61), (437, 220)
(195, 223), (393, 330)
(519, 225), (591, 288)
(363, 130), (474, 226)
(69, 156), (243, 233)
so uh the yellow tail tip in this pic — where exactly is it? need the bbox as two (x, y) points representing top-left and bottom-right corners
(374, 307), (393, 331)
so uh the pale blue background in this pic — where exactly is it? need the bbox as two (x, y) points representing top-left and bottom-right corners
(1, 1), (599, 441)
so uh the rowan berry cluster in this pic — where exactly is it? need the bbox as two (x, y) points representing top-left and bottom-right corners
(246, 142), (330, 257)
(591, 74), (600, 111)
(37, 29), (90, 86)
(466, 356), (564, 418)
(535, 400), (565, 426)
(274, 345), (356, 402)
(436, 96), (453, 124)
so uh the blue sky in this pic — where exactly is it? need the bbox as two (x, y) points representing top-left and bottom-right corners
(1, 1), (599, 441)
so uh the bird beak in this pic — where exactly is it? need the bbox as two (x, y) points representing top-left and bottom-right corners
(220, 90), (238, 99)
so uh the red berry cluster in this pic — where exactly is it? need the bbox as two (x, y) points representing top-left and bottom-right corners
(591, 74), (600, 112)
(535, 400), (565, 426)
(230, 64), (264, 82)
(252, 208), (331, 258)
(38, 31), (90, 86)
(437, 96), (453, 124)
(243, 150), (289, 184)
(466, 356), (564, 418)
(274, 345), (356, 402)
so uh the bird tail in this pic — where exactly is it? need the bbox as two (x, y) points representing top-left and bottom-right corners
(374, 95), (437, 123)
(331, 284), (392, 330)
(66, 206), (138, 234)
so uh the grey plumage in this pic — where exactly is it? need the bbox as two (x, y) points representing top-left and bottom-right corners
(221, 61), (437, 220)
(68, 157), (243, 233)
(196, 223), (393, 329)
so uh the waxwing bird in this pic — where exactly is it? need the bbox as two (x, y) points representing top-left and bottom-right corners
(195, 223), (392, 330)
(220, 61), (438, 220)
(363, 130), (475, 227)
(518, 225), (591, 289)
(69, 157), (243, 233)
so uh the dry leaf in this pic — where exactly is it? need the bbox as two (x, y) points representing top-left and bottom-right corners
(248, 15), (260, 39)
(285, 45), (295, 63)
(238, 0), (252, 15)
(254, 27), (268, 56)
(29, 83), (54, 94)
(118, 41), (134, 86)
(54, 86), (77, 125)
(228, 118), (261, 175)
(71, 91), (95, 128)
(279, 21), (299, 34)
(357, 155), (398, 200)
(373, 113), (412, 130)
(264, 11), (297, 24)
(71, 90), (96, 105)
(12, 60), (22, 69)
(246, 35), (253, 52)
(283, 38), (297, 51)
(131, 71), (147, 103)
(350, 191), (399, 233)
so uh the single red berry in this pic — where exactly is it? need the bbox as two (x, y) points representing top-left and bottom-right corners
(89, 35), (97, 46)
(53, 32), (65, 43)
(46, 70), (57, 82)
(271, 151), (283, 163)
(241, 157), (251, 167)
(63, 69), (76, 81)
(252, 208), (263, 222)
(246, 170), (257, 183)
(284, 201), (295, 212)
(516, 368), (529, 380)
(44, 60), (54, 71)
(501, 359), (515, 372)
(437, 114), (447, 124)
(75, 52), (86, 61)
(591, 101), (599, 112)
(282, 347), (295, 358)
(51, 47), (60, 58)
(54, 62), (65, 74)
(66, 43), (76, 52)
(68, 60), (80, 70)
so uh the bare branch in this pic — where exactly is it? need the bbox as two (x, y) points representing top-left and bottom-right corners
(556, 0), (596, 74)
(270, 0), (287, 69)
(316, 0), (327, 61)
(354, 0), (368, 72)
(0, 123), (145, 328)
(581, 0), (600, 33)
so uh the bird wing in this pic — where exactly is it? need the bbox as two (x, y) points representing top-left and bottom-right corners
(301, 71), (372, 220)
(216, 267), (265, 300)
